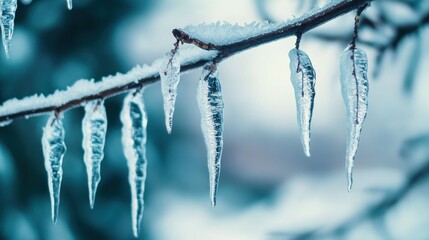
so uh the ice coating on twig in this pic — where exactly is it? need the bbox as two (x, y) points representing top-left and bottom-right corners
(159, 50), (181, 134)
(82, 100), (107, 209)
(66, 0), (72, 10)
(340, 47), (369, 191)
(289, 48), (316, 157)
(197, 63), (224, 207)
(42, 113), (66, 223)
(0, 0), (18, 58)
(120, 91), (148, 238)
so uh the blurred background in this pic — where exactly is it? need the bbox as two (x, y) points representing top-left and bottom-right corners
(0, 0), (429, 239)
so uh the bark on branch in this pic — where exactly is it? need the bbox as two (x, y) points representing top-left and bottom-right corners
(0, 0), (372, 124)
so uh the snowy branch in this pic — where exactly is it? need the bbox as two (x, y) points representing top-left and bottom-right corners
(0, 0), (372, 124)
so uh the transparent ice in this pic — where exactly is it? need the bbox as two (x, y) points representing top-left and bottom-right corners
(120, 91), (148, 238)
(82, 100), (107, 209)
(289, 48), (316, 157)
(197, 63), (224, 207)
(159, 50), (181, 134)
(0, 0), (17, 58)
(340, 47), (369, 191)
(41, 113), (66, 223)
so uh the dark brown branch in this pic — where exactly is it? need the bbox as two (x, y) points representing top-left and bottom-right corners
(0, 0), (372, 124)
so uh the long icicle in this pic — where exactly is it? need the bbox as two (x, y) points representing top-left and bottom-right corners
(197, 63), (224, 207)
(340, 47), (368, 191)
(120, 90), (148, 238)
(82, 100), (108, 209)
(66, 0), (72, 10)
(42, 113), (67, 223)
(0, 0), (18, 58)
(288, 34), (316, 157)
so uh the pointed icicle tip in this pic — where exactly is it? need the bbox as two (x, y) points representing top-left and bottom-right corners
(288, 48), (316, 158)
(67, 0), (72, 10)
(159, 50), (181, 134)
(197, 63), (224, 207)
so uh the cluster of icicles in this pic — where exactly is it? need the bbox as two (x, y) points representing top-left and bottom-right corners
(289, 42), (369, 191)
(40, 43), (368, 237)
(0, 0), (72, 58)
(40, 49), (224, 237)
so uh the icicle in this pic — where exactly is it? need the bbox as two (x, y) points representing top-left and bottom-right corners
(340, 47), (369, 191)
(82, 100), (107, 209)
(120, 90), (148, 238)
(288, 48), (316, 157)
(19, 0), (32, 5)
(66, 0), (72, 10)
(0, 0), (18, 58)
(159, 50), (181, 134)
(42, 113), (66, 223)
(197, 63), (224, 207)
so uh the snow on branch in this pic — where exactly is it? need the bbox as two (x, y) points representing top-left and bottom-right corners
(0, 0), (372, 125)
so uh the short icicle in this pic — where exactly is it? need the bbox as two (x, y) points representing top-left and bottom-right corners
(82, 100), (108, 209)
(197, 63), (224, 207)
(288, 47), (316, 157)
(0, 0), (18, 58)
(159, 47), (181, 134)
(120, 90), (148, 238)
(340, 46), (369, 191)
(42, 113), (67, 223)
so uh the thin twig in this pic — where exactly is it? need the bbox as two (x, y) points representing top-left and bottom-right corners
(0, 0), (372, 124)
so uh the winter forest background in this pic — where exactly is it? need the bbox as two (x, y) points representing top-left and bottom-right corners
(0, 0), (428, 239)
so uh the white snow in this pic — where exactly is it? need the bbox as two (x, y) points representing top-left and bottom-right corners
(179, 0), (347, 46)
(0, 46), (218, 121)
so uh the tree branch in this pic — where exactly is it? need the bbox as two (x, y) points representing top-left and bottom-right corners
(0, 0), (372, 124)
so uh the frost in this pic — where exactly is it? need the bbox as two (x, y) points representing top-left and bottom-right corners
(159, 50), (181, 134)
(66, 0), (72, 10)
(42, 113), (66, 223)
(340, 47), (369, 191)
(120, 91), (148, 238)
(0, 0), (18, 58)
(289, 48), (316, 157)
(82, 100), (107, 209)
(197, 63), (224, 207)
